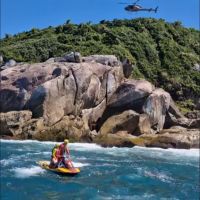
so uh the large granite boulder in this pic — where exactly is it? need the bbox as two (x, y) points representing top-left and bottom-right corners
(63, 52), (82, 63)
(97, 79), (154, 128)
(107, 79), (154, 110)
(83, 55), (120, 67)
(143, 88), (171, 132)
(0, 62), (62, 112)
(100, 110), (139, 135)
(0, 56), (123, 126)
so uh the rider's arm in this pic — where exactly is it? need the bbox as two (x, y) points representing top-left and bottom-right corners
(66, 146), (70, 155)
(52, 148), (56, 158)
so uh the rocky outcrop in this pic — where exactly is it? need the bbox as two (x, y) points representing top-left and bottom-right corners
(0, 53), (199, 149)
(94, 132), (137, 147)
(122, 59), (133, 78)
(0, 111), (32, 136)
(0, 113), (89, 142)
(143, 127), (200, 149)
(165, 100), (200, 129)
(23, 115), (89, 142)
(185, 111), (200, 119)
(95, 127), (200, 149)
(165, 115), (200, 129)
(1, 59), (17, 70)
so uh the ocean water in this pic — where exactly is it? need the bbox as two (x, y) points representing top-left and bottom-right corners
(0, 140), (199, 200)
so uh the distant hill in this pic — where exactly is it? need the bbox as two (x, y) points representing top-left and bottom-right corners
(0, 18), (199, 111)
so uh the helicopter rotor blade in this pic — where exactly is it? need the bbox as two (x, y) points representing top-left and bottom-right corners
(133, 0), (140, 5)
(118, 2), (130, 4)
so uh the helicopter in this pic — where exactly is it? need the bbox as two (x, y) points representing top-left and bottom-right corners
(120, 0), (158, 13)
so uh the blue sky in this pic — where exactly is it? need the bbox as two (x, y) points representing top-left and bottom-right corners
(1, 0), (199, 37)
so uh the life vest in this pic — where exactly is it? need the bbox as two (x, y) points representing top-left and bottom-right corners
(55, 148), (60, 158)
(51, 146), (58, 158)
(59, 143), (70, 157)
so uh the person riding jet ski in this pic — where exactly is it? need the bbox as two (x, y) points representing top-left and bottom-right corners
(58, 139), (73, 169)
(50, 144), (60, 168)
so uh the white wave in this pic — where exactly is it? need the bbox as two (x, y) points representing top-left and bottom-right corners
(134, 146), (199, 157)
(76, 156), (88, 160)
(1, 139), (199, 158)
(70, 143), (102, 151)
(101, 193), (156, 200)
(0, 139), (101, 147)
(16, 148), (24, 152)
(143, 170), (173, 183)
(0, 154), (29, 167)
(0, 158), (16, 167)
(0, 139), (58, 145)
(12, 166), (45, 178)
(0, 139), (102, 149)
(72, 162), (90, 168)
(26, 151), (51, 156)
(163, 148), (199, 157)
(136, 167), (174, 183)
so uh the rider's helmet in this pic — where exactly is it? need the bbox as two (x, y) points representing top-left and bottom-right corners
(55, 143), (60, 148)
(64, 139), (69, 144)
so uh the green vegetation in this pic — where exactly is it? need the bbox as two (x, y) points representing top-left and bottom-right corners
(0, 18), (199, 108)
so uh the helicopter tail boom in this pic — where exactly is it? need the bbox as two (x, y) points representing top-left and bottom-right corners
(155, 6), (158, 13)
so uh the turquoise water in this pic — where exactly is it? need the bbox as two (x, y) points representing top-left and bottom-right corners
(0, 140), (199, 200)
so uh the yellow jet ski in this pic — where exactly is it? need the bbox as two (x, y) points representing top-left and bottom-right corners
(37, 160), (80, 176)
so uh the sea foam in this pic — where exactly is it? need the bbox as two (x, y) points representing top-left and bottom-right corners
(134, 146), (199, 157)
(12, 166), (45, 178)
(72, 162), (90, 168)
(1, 139), (199, 158)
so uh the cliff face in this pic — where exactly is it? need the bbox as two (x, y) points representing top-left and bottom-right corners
(0, 54), (199, 148)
